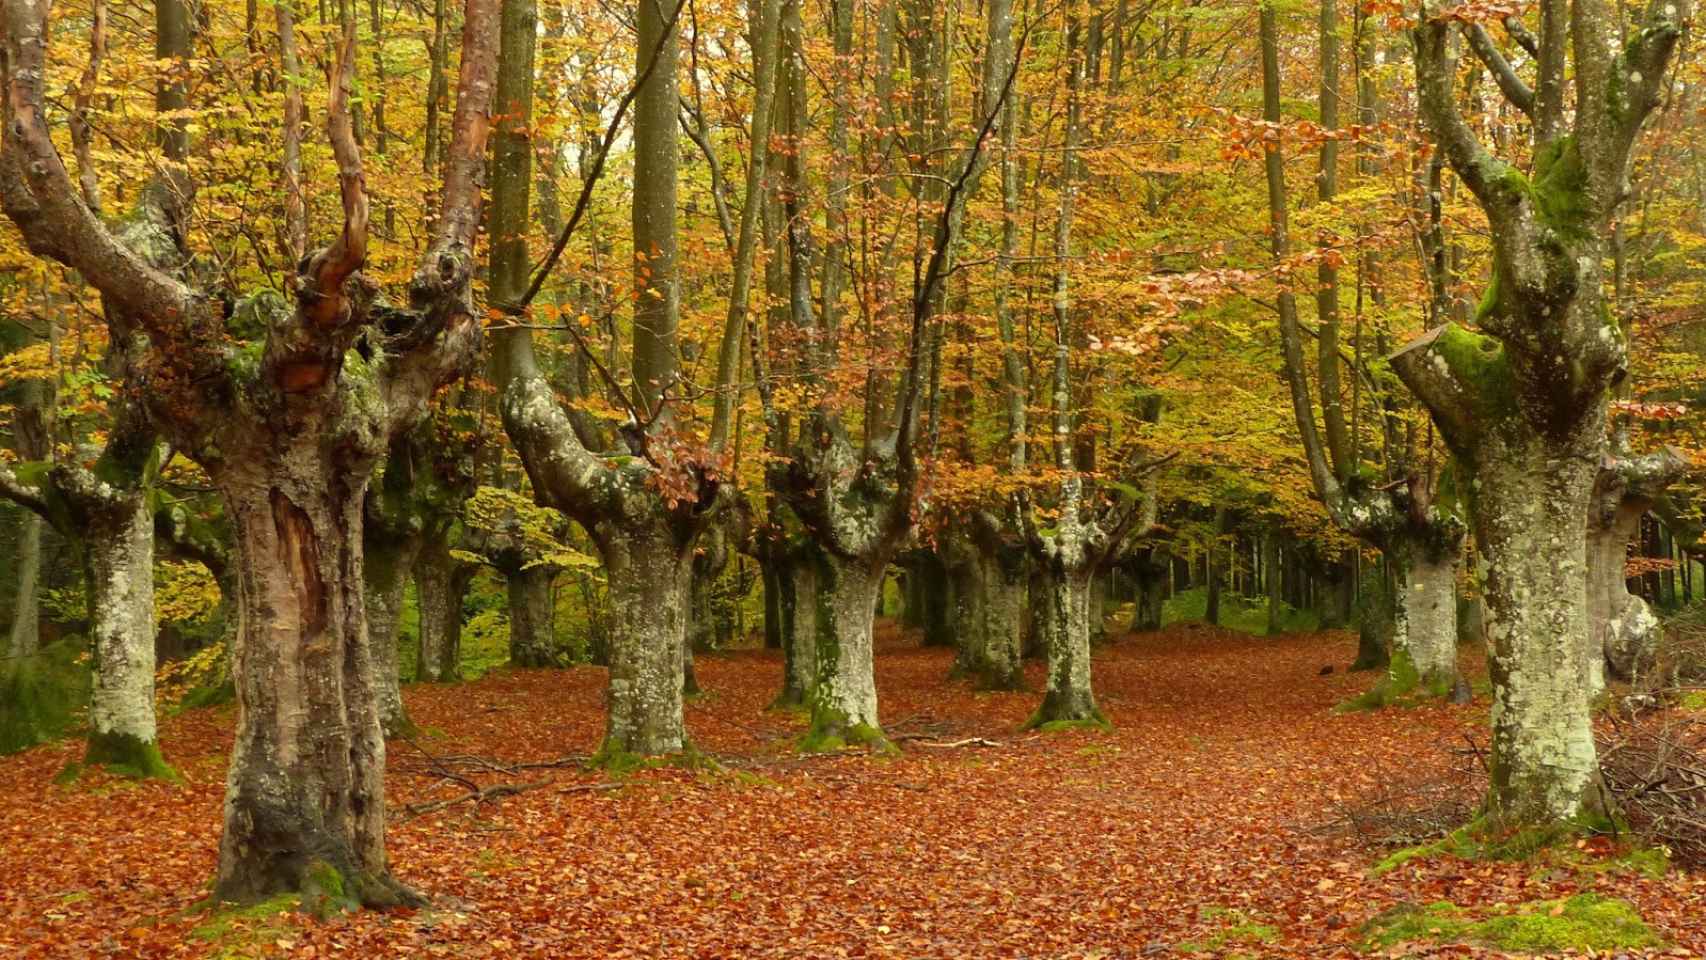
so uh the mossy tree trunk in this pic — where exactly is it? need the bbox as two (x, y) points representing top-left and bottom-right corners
(75, 480), (167, 775)
(948, 524), (1026, 691)
(1393, 0), (1684, 825)
(800, 545), (886, 747)
(1028, 556), (1099, 726)
(1, 0), (498, 910)
(599, 529), (690, 756)
(1388, 549), (1458, 695)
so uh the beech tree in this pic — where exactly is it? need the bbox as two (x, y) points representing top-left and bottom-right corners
(1261, 0), (1466, 702)
(1, 0), (498, 906)
(1389, 0), (1686, 824)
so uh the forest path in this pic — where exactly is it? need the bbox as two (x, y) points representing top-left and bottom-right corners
(2, 624), (1701, 957)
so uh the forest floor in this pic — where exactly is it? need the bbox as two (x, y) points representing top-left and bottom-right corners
(2, 623), (1704, 959)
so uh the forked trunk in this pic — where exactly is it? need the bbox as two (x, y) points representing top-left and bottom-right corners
(1476, 444), (1603, 824)
(802, 547), (885, 746)
(507, 564), (555, 668)
(1029, 561), (1099, 726)
(362, 530), (420, 735)
(599, 530), (689, 757)
(83, 492), (166, 773)
(215, 474), (414, 908)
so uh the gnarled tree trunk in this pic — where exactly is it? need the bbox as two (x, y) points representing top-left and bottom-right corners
(1587, 449), (1684, 691)
(215, 471), (409, 907)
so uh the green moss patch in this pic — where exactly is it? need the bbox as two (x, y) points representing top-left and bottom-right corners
(1336, 647), (1453, 712)
(83, 730), (180, 782)
(1372, 814), (1614, 876)
(1177, 906), (1280, 953)
(187, 894), (303, 959)
(1362, 894), (1661, 953)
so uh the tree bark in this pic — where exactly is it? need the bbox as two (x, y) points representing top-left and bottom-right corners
(507, 564), (555, 668)
(948, 529), (1026, 691)
(800, 547), (885, 747)
(81, 489), (166, 773)
(1029, 561), (1099, 726)
(1587, 449), (1684, 690)
(6, 510), (41, 658)
(362, 524), (421, 736)
(1391, 550), (1458, 693)
(415, 533), (470, 682)
(600, 530), (689, 756)
(215, 475), (412, 908)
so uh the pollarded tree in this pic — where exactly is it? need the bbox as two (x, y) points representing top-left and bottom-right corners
(1259, 0), (1465, 701)
(0, 0), (498, 907)
(0, 0), (198, 775)
(490, 0), (781, 759)
(1389, 0), (1685, 825)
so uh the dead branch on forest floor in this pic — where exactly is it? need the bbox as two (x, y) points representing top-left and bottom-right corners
(1307, 735), (1484, 847)
(1599, 705), (1706, 869)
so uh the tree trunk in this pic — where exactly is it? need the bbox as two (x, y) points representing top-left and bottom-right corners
(1391, 551), (1459, 694)
(414, 534), (469, 682)
(1476, 447), (1603, 824)
(215, 476), (413, 909)
(7, 510), (41, 658)
(1129, 558), (1164, 633)
(1028, 561), (1100, 726)
(362, 528), (420, 736)
(507, 564), (555, 668)
(1265, 530), (1282, 636)
(599, 530), (689, 757)
(950, 538), (1026, 690)
(1586, 454), (1681, 690)
(774, 540), (815, 708)
(801, 547), (885, 748)
(83, 491), (168, 774)
(761, 547), (786, 650)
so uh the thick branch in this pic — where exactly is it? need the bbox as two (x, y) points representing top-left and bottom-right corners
(1461, 22), (1533, 114)
(0, 0), (196, 334)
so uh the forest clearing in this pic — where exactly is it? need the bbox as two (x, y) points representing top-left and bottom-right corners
(4, 623), (1705, 958)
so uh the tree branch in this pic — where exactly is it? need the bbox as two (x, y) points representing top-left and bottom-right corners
(0, 0), (197, 337)
(1461, 22), (1533, 114)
